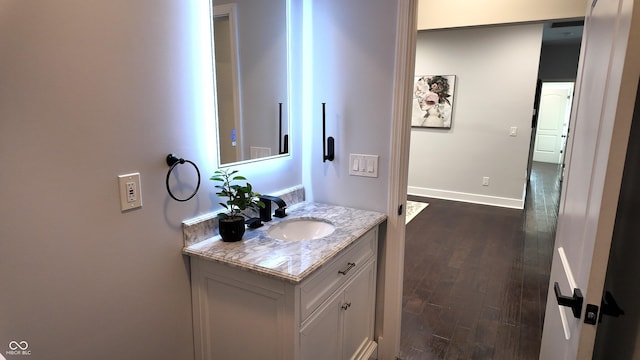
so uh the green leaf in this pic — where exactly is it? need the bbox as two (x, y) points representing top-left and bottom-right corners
(210, 168), (264, 216)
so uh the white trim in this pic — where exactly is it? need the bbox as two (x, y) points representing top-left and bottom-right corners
(356, 340), (377, 360)
(408, 186), (525, 209)
(380, 0), (417, 359)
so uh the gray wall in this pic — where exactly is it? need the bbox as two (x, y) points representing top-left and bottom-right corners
(303, 0), (398, 213)
(0, 1), (302, 359)
(408, 24), (543, 208)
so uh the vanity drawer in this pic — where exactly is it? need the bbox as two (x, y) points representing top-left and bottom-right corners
(300, 227), (377, 321)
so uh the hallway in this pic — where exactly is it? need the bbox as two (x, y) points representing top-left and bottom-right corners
(399, 162), (561, 359)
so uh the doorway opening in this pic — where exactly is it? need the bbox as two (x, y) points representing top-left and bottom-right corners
(400, 20), (582, 358)
(532, 82), (574, 166)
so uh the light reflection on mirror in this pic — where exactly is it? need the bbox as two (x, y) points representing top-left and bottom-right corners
(211, 0), (289, 167)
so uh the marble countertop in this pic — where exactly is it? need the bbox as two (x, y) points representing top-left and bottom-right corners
(183, 202), (386, 283)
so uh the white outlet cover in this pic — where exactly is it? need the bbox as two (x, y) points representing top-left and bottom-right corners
(118, 173), (142, 211)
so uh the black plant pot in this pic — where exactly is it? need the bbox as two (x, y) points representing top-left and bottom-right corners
(218, 216), (246, 242)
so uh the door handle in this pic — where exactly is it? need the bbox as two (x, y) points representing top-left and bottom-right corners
(584, 291), (625, 325)
(554, 282), (583, 318)
(338, 262), (356, 275)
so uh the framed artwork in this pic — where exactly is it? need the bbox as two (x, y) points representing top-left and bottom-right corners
(411, 75), (456, 129)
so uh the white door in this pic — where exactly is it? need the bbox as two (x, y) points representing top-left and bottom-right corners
(533, 82), (574, 164)
(539, 0), (640, 358)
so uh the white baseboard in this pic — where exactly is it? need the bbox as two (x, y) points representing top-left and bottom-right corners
(408, 186), (524, 209)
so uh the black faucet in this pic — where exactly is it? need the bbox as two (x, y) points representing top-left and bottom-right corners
(259, 195), (287, 221)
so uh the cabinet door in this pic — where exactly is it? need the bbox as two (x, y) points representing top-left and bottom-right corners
(342, 260), (376, 360)
(203, 277), (286, 360)
(300, 294), (343, 360)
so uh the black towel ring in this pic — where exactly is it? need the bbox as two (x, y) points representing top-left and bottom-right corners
(165, 154), (201, 202)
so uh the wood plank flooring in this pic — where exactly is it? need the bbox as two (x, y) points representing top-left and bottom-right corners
(399, 162), (561, 359)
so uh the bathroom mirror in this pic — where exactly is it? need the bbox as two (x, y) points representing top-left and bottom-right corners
(212, 0), (289, 166)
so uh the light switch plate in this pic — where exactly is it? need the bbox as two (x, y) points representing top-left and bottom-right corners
(349, 154), (379, 178)
(118, 172), (142, 211)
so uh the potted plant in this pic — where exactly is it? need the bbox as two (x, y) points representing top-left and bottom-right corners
(210, 169), (264, 242)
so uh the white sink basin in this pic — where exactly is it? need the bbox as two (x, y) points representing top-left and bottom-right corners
(267, 218), (335, 241)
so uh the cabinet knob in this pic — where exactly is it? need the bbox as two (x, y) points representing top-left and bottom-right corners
(338, 262), (356, 275)
(341, 302), (352, 310)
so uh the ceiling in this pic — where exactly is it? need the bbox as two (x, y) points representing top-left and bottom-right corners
(542, 20), (584, 44)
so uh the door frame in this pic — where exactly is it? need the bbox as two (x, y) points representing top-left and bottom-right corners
(527, 79), (576, 181)
(211, 4), (243, 164)
(378, 0), (417, 358)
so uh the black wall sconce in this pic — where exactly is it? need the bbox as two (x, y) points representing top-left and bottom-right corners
(322, 102), (334, 162)
(279, 102), (289, 155)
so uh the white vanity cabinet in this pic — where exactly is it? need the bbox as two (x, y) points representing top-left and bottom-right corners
(189, 227), (378, 360)
(299, 258), (377, 359)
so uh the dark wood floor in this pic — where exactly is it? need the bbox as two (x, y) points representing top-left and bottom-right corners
(399, 162), (561, 360)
